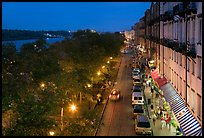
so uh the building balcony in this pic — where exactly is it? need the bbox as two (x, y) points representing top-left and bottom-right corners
(160, 38), (169, 47)
(179, 42), (187, 55)
(173, 3), (185, 17)
(173, 2), (197, 17)
(185, 2), (197, 15)
(160, 10), (174, 22)
(186, 44), (196, 58)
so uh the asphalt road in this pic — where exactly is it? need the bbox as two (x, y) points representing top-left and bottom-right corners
(96, 51), (136, 136)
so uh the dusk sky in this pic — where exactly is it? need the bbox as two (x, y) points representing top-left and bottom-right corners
(2, 2), (151, 32)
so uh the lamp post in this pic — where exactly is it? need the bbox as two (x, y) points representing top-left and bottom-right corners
(61, 102), (77, 132)
(60, 100), (64, 132)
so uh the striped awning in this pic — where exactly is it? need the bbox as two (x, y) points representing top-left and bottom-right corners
(160, 83), (202, 136)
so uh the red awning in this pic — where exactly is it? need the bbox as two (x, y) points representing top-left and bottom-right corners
(156, 77), (167, 88)
(150, 69), (160, 79)
(150, 69), (167, 88)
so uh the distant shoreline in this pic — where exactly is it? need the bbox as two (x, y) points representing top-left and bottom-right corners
(2, 37), (63, 42)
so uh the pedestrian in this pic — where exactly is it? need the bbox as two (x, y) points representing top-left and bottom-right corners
(150, 104), (154, 118)
(157, 107), (161, 119)
(161, 117), (166, 129)
(151, 87), (153, 93)
(152, 113), (157, 126)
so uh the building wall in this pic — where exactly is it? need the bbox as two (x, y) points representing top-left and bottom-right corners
(159, 2), (202, 126)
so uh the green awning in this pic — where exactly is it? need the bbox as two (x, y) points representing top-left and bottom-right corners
(153, 86), (159, 93)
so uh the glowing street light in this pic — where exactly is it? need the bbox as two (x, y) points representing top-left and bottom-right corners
(97, 71), (101, 76)
(87, 84), (91, 88)
(49, 131), (55, 136)
(107, 61), (110, 64)
(110, 57), (113, 60)
(102, 66), (105, 69)
(40, 83), (45, 88)
(70, 104), (76, 112)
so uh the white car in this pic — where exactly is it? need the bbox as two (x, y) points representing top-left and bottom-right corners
(109, 89), (120, 101)
(132, 72), (140, 79)
(132, 92), (144, 106)
(133, 68), (140, 74)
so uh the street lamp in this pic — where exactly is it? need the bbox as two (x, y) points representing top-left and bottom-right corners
(107, 61), (110, 64)
(70, 104), (76, 112)
(97, 71), (101, 76)
(102, 66), (105, 69)
(61, 103), (77, 131)
(87, 83), (91, 88)
(49, 131), (55, 136)
(40, 83), (45, 88)
(110, 57), (113, 60)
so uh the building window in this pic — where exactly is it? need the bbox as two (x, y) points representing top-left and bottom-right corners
(177, 53), (178, 64)
(180, 77), (182, 96)
(187, 58), (190, 72)
(197, 57), (201, 79)
(198, 18), (202, 45)
(180, 53), (182, 66)
(192, 60), (195, 75)
(187, 86), (190, 106)
(177, 74), (179, 91)
(183, 80), (186, 99)
(192, 19), (195, 44)
(191, 89), (195, 112)
(197, 94), (202, 120)
(172, 50), (173, 60)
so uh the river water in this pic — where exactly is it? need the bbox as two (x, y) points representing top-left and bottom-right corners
(2, 37), (64, 52)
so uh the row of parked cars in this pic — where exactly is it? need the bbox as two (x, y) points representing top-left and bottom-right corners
(131, 61), (153, 135)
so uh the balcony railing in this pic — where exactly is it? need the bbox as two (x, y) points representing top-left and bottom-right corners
(159, 38), (196, 58)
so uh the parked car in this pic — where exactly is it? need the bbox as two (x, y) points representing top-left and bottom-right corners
(133, 104), (144, 119)
(133, 78), (142, 85)
(135, 114), (153, 135)
(132, 68), (140, 74)
(132, 92), (144, 106)
(132, 85), (142, 93)
(132, 72), (140, 79)
(109, 89), (120, 101)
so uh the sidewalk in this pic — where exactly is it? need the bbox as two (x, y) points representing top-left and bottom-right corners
(144, 86), (177, 136)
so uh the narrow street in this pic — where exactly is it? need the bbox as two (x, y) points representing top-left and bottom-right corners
(96, 50), (136, 136)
